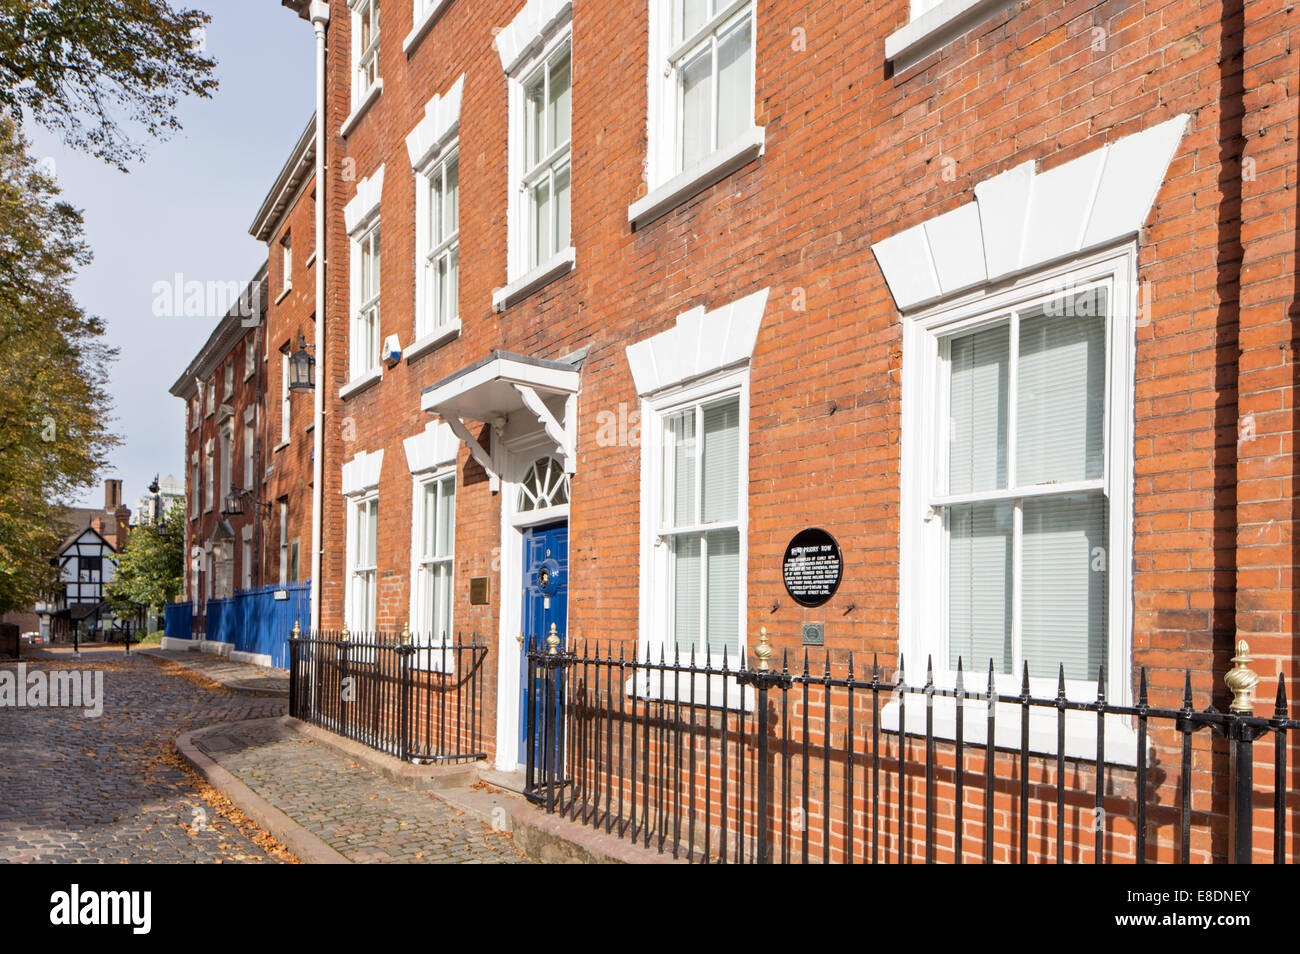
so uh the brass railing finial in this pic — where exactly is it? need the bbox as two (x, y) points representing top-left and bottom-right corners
(400, 621), (412, 646)
(547, 622), (560, 655)
(291, 620), (300, 638)
(755, 627), (773, 672)
(340, 624), (350, 642)
(1226, 639), (1260, 714)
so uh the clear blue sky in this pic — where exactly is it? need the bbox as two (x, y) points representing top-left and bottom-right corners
(28, 0), (315, 510)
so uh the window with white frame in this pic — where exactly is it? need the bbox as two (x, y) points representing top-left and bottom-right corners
(223, 362), (233, 398)
(412, 473), (454, 647)
(243, 418), (255, 487)
(670, 0), (753, 172)
(416, 147), (459, 339)
(241, 528), (253, 591)
(351, 223), (381, 379)
(651, 388), (744, 659)
(205, 379), (215, 415)
(352, 0), (380, 105)
(901, 254), (1133, 702)
(219, 427), (232, 506)
(244, 333), (256, 380)
(281, 232), (292, 294)
(642, 0), (758, 206)
(204, 441), (214, 512)
(280, 347), (291, 444)
(348, 495), (379, 633)
(190, 394), (200, 429)
(191, 461), (200, 518)
(519, 37), (571, 272)
(279, 500), (289, 586)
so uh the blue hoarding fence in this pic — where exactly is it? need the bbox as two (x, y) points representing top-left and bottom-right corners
(166, 582), (310, 670)
(164, 602), (192, 640)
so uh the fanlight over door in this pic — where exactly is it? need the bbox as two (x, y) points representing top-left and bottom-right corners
(517, 456), (569, 512)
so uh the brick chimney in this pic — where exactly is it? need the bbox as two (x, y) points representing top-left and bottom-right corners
(105, 479), (122, 511)
(114, 505), (132, 549)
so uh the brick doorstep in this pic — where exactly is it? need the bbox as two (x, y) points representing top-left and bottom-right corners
(178, 715), (682, 864)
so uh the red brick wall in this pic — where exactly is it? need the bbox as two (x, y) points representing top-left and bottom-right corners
(305, 0), (1297, 834)
(184, 324), (262, 623)
(262, 176), (319, 590)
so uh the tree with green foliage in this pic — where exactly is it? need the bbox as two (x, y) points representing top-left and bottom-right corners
(0, 116), (117, 615)
(106, 500), (184, 619)
(0, 0), (218, 169)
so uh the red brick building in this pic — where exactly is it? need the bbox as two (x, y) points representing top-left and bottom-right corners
(268, 0), (1296, 861)
(169, 271), (269, 628)
(250, 117), (320, 596)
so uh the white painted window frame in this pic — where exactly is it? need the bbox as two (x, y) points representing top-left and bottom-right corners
(413, 142), (460, 346)
(404, 0), (451, 54)
(204, 440), (214, 512)
(350, 220), (382, 382)
(512, 30), (572, 278)
(636, 366), (752, 710)
(243, 414), (256, 488)
(345, 492), (380, 635)
(498, 21), (575, 305)
(635, 0), (763, 228)
(280, 348), (292, 446)
(896, 243), (1138, 761)
(409, 469), (456, 671)
(280, 231), (293, 298)
(244, 333), (256, 380)
(352, 0), (381, 107)
(279, 500), (290, 587)
(241, 526), (253, 591)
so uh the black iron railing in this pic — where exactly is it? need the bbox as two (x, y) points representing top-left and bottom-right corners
(289, 628), (488, 764)
(525, 634), (1298, 864)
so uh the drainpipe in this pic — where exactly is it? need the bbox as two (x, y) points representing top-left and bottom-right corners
(309, 0), (329, 635)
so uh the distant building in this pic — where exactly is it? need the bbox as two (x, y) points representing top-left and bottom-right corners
(131, 474), (185, 527)
(25, 480), (134, 641)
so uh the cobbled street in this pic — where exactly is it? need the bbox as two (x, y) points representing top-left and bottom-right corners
(0, 649), (293, 863)
(0, 648), (530, 864)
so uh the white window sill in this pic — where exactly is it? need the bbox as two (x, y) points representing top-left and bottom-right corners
(306, 250), (317, 268)
(623, 670), (755, 713)
(880, 696), (1142, 766)
(406, 320), (461, 361)
(629, 126), (766, 231)
(492, 246), (576, 312)
(339, 365), (383, 400)
(884, 0), (1015, 70)
(340, 80), (384, 138)
(274, 285), (292, 305)
(273, 440), (291, 453)
(403, 0), (451, 55)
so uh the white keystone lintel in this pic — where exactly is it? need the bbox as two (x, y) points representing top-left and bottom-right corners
(405, 75), (465, 170)
(343, 166), (385, 236)
(341, 448), (384, 497)
(403, 421), (459, 474)
(494, 0), (572, 75)
(625, 287), (770, 397)
(870, 115), (1190, 312)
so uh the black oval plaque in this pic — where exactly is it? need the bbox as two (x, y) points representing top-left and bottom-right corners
(782, 528), (843, 608)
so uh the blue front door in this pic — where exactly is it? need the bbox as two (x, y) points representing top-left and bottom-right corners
(520, 521), (568, 758)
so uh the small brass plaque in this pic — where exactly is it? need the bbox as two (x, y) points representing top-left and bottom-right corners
(469, 577), (490, 605)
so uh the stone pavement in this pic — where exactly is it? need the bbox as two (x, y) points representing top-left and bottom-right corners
(190, 719), (532, 863)
(0, 649), (291, 863)
(136, 647), (290, 695)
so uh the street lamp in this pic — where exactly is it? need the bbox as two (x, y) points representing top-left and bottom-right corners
(148, 474), (162, 526)
(222, 487), (272, 519)
(288, 333), (315, 392)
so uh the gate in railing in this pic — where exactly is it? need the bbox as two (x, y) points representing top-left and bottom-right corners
(525, 633), (1298, 864)
(288, 627), (488, 764)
